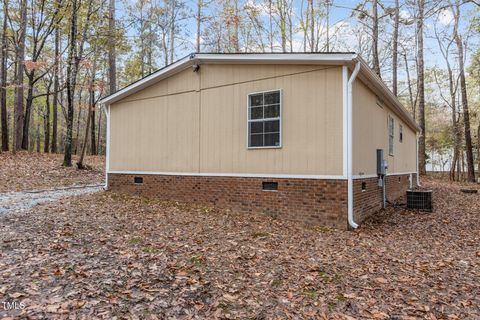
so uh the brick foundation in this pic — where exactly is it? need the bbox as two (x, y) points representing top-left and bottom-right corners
(353, 173), (416, 223)
(108, 173), (415, 229)
(108, 173), (348, 229)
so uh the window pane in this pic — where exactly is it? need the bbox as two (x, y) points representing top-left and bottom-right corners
(264, 120), (279, 133)
(249, 122), (263, 134)
(264, 133), (280, 147)
(264, 91), (280, 105)
(250, 107), (263, 120)
(249, 133), (263, 147)
(264, 104), (280, 118)
(249, 94), (263, 107)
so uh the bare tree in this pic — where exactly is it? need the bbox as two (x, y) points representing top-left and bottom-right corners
(392, 0), (400, 95)
(63, 0), (94, 166)
(77, 59), (97, 169)
(21, 0), (63, 150)
(13, 0), (27, 151)
(433, 20), (460, 181)
(108, 0), (116, 94)
(452, 1), (475, 181)
(51, 8), (60, 153)
(0, 0), (8, 151)
(416, 0), (426, 175)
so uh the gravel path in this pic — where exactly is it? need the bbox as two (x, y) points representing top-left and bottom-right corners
(0, 185), (103, 215)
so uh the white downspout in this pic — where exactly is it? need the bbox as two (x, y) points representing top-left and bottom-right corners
(416, 133), (421, 187)
(347, 61), (361, 229)
(102, 104), (110, 190)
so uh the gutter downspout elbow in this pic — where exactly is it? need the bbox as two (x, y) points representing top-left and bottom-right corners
(347, 61), (361, 229)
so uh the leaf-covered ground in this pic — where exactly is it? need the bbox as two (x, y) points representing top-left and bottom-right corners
(0, 152), (104, 192)
(0, 178), (479, 319)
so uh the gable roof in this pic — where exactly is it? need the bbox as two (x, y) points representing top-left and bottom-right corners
(99, 52), (419, 132)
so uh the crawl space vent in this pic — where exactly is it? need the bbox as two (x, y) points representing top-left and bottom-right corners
(262, 182), (278, 191)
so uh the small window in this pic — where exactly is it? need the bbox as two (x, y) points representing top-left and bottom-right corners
(361, 182), (367, 191)
(399, 125), (403, 143)
(388, 116), (394, 156)
(248, 90), (281, 148)
(262, 181), (278, 191)
(134, 176), (143, 184)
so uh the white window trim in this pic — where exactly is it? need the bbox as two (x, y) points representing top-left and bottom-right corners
(247, 89), (283, 149)
(388, 115), (394, 156)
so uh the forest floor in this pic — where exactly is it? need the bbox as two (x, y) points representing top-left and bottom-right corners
(0, 155), (479, 319)
(0, 151), (104, 192)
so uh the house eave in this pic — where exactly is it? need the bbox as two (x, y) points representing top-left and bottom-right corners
(98, 52), (419, 132)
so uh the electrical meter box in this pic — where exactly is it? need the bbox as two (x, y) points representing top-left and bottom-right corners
(376, 149), (388, 176)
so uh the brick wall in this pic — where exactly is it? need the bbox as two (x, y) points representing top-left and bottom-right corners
(108, 174), (349, 229)
(108, 173), (415, 229)
(353, 173), (416, 223)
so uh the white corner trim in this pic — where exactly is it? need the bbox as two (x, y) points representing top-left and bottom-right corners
(107, 171), (347, 180)
(342, 66), (348, 178)
(104, 105), (111, 190)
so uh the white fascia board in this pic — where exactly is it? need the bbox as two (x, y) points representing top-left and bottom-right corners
(98, 54), (195, 106)
(194, 53), (356, 64)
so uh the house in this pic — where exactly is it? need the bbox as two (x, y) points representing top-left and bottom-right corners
(99, 53), (420, 229)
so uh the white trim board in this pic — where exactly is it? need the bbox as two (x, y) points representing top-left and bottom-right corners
(107, 171), (347, 180)
(352, 172), (417, 179)
(108, 171), (417, 180)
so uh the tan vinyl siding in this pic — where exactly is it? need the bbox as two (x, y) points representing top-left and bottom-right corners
(352, 79), (417, 175)
(109, 64), (344, 175)
(109, 92), (200, 172)
(118, 67), (198, 103)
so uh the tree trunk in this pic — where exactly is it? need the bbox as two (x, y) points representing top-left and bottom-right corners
(22, 72), (35, 150)
(44, 81), (51, 153)
(0, 1), (8, 151)
(453, 5), (475, 181)
(74, 89), (83, 155)
(403, 53), (415, 118)
(416, 0), (426, 175)
(14, 0), (27, 151)
(90, 106), (96, 155)
(477, 123), (480, 178)
(392, 0), (399, 95)
(309, 0), (314, 52)
(51, 24), (59, 153)
(169, 0), (177, 61)
(63, 0), (78, 166)
(97, 110), (102, 154)
(233, 0), (240, 52)
(108, 0), (116, 94)
(196, 0), (202, 52)
(372, 0), (381, 78)
(78, 60), (96, 169)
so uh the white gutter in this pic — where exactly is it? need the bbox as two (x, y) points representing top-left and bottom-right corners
(347, 60), (361, 229)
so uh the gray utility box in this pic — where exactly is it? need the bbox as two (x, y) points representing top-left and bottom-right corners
(376, 149), (387, 176)
(407, 190), (433, 211)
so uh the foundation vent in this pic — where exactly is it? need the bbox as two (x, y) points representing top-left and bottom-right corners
(262, 182), (278, 191)
(134, 176), (143, 184)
